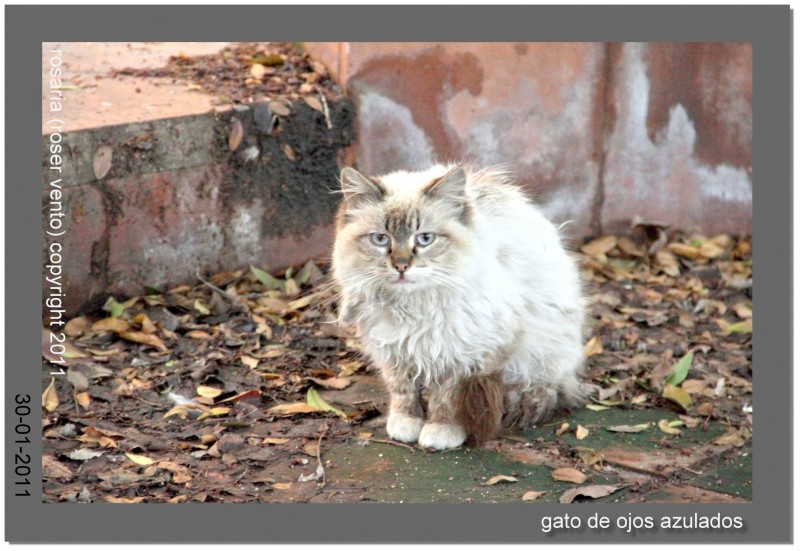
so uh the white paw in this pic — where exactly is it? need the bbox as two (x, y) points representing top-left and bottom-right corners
(386, 412), (424, 443)
(418, 423), (467, 451)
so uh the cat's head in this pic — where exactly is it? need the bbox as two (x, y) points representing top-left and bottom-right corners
(332, 164), (473, 296)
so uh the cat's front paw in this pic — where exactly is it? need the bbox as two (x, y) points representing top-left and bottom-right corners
(418, 423), (467, 451)
(386, 412), (425, 443)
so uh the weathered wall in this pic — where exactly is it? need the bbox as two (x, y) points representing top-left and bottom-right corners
(306, 42), (752, 238)
(44, 102), (353, 315)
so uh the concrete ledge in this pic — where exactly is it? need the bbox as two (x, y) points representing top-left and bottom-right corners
(43, 99), (354, 315)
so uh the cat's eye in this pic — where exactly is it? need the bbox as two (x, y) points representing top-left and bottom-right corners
(370, 233), (390, 246)
(415, 233), (436, 246)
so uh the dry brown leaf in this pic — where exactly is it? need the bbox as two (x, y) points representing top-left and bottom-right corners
(75, 392), (91, 408)
(196, 386), (223, 398)
(521, 490), (546, 501)
(105, 496), (146, 504)
(125, 452), (155, 466)
(186, 330), (214, 340)
(92, 145), (113, 180)
(267, 402), (320, 417)
(696, 402), (714, 417)
(550, 468), (587, 484)
(42, 377), (59, 412)
(250, 63), (267, 79)
(272, 482), (293, 491)
(555, 422), (570, 437)
(678, 415), (702, 428)
(119, 331), (168, 352)
(662, 383), (693, 411)
(667, 242), (704, 260)
(575, 425), (589, 440)
(92, 317), (131, 333)
(133, 313), (157, 334)
(654, 250), (680, 277)
(559, 484), (621, 504)
(732, 302), (753, 319)
(240, 355), (259, 369)
(303, 95), (324, 113)
(337, 359), (365, 377)
(581, 236), (617, 262)
(263, 437), (290, 445)
(308, 377), (352, 390)
(229, 117), (244, 151)
(583, 336), (603, 358)
(483, 475), (518, 486)
(657, 419), (682, 436)
(64, 316), (91, 338)
(681, 379), (708, 394)
(269, 100), (291, 117)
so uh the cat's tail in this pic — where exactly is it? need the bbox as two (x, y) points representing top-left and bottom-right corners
(455, 372), (504, 447)
(455, 373), (594, 446)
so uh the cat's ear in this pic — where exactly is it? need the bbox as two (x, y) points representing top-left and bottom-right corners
(340, 167), (384, 207)
(424, 166), (467, 202)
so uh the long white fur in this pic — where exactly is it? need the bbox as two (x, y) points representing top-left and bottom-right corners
(332, 164), (585, 398)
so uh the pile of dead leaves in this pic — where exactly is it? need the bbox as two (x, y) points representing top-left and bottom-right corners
(112, 42), (341, 106)
(578, 227), (752, 430)
(40, 229), (752, 504)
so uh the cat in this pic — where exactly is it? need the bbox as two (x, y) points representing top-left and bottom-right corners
(331, 163), (587, 450)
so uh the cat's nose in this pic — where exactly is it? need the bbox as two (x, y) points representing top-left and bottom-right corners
(393, 258), (410, 273)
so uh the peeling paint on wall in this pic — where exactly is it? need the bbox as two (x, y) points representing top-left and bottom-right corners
(602, 43), (751, 234)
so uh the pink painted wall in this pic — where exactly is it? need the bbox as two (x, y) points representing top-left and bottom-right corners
(305, 42), (752, 238)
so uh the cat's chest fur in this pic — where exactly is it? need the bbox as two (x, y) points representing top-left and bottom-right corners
(355, 277), (520, 384)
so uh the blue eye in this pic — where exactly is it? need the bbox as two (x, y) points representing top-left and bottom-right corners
(371, 233), (390, 246)
(415, 233), (435, 246)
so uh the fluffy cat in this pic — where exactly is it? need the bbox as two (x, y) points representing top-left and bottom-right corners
(331, 163), (587, 450)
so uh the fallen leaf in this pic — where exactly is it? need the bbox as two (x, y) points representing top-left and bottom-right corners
(67, 448), (106, 461)
(681, 379), (708, 394)
(662, 383), (693, 411)
(119, 331), (168, 352)
(586, 404), (610, 412)
(583, 336), (603, 358)
(550, 468), (587, 484)
(696, 402), (714, 417)
(92, 145), (113, 180)
(606, 423), (650, 433)
(654, 250), (680, 277)
(581, 236), (617, 262)
(64, 316), (91, 337)
(575, 425), (589, 440)
(104, 496), (146, 504)
(301, 94), (324, 112)
(197, 407), (231, 421)
(272, 482), (293, 491)
(42, 378), (59, 412)
(196, 386), (223, 398)
(217, 390), (261, 404)
(678, 415), (702, 428)
(250, 63), (266, 79)
(229, 117), (244, 151)
(240, 355), (259, 369)
(263, 437), (290, 445)
(267, 402), (320, 417)
(92, 317), (131, 333)
(75, 392), (91, 408)
(133, 313), (158, 334)
(482, 475), (518, 486)
(67, 369), (89, 391)
(42, 455), (74, 480)
(657, 419), (682, 436)
(251, 265), (285, 291)
(125, 452), (155, 466)
(337, 359), (365, 377)
(576, 448), (604, 466)
(559, 484), (621, 504)
(664, 352), (693, 387)
(732, 303), (753, 319)
(193, 299), (210, 315)
(555, 422), (570, 436)
(308, 377), (352, 390)
(306, 387), (348, 420)
(186, 330), (214, 340)
(269, 100), (291, 117)
(522, 490), (546, 501)
(726, 320), (752, 334)
(713, 428), (752, 447)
